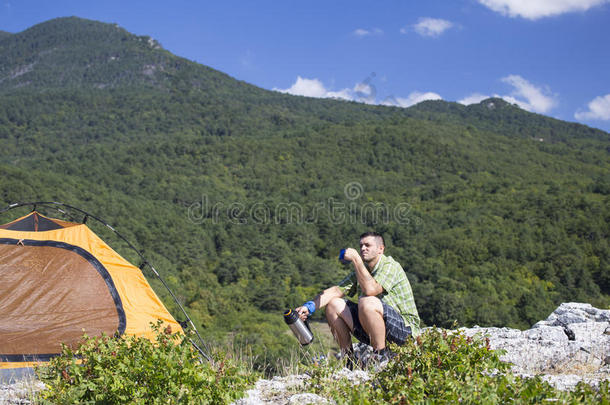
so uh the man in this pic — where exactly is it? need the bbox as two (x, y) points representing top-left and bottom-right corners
(296, 231), (420, 365)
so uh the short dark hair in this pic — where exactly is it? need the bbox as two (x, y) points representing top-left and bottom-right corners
(359, 231), (385, 247)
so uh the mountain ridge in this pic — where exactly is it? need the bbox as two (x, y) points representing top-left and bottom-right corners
(409, 98), (608, 142)
(1, 17), (607, 141)
(0, 16), (262, 95)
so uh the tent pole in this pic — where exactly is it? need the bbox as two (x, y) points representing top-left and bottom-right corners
(148, 263), (211, 361)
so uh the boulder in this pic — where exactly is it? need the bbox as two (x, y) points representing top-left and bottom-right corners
(462, 302), (610, 390)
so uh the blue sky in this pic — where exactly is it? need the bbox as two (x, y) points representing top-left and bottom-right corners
(2, 0), (610, 132)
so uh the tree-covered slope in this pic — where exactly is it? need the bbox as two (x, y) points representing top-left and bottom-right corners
(0, 17), (608, 371)
(409, 98), (608, 143)
(0, 16), (242, 93)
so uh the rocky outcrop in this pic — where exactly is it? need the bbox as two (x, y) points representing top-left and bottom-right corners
(461, 302), (610, 391)
(236, 303), (609, 403)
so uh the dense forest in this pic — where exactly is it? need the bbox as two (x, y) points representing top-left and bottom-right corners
(1, 17), (608, 371)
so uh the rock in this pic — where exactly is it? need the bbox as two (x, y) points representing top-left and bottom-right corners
(540, 303), (610, 326)
(461, 302), (610, 391)
(288, 393), (329, 404)
(234, 374), (311, 405)
(233, 368), (370, 404)
(0, 379), (45, 404)
(328, 368), (370, 384)
(522, 325), (567, 342)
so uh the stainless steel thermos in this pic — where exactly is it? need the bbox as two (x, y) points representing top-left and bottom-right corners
(283, 308), (314, 345)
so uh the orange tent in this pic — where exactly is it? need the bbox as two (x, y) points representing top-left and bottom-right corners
(0, 211), (183, 372)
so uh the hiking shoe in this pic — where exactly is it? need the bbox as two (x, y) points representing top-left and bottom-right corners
(364, 348), (396, 371)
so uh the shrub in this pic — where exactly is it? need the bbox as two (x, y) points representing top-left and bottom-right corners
(304, 328), (610, 404)
(36, 322), (257, 404)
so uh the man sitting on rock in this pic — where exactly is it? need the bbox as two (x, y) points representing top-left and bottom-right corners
(296, 231), (420, 367)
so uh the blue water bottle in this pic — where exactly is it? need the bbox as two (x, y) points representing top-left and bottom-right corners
(339, 249), (351, 264)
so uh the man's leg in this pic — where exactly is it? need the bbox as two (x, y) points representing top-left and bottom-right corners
(325, 297), (354, 353)
(357, 296), (386, 350)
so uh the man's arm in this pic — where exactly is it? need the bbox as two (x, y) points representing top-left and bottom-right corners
(296, 286), (345, 320)
(342, 248), (383, 296)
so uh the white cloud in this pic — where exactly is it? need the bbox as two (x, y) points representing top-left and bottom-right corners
(274, 76), (352, 100)
(384, 91), (442, 108)
(500, 75), (557, 113)
(477, 0), (610, 20)
(353, 28), (383, 37)
(274, 77), (444, 109)
(326, 88), (354, 100)
(410, 18), (454, 37)
(275, 76), (381, 103)
(274, 77), (329, 98)
(276, 75), (555, 116)
(458, 76), (558, 113)
(575, 94), (610, 120)
(458, 93), (490, 105)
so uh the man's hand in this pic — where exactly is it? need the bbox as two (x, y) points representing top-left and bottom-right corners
(346, 247), (384, 296)
(342, 248), (362, 264)
(295, 306), (309, 321)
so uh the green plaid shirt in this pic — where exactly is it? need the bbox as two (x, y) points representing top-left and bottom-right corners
(339, 254), (421, 335)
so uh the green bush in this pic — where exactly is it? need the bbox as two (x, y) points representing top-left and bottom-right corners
(304, 328), (609, 404)
(36, 322), (257, 404)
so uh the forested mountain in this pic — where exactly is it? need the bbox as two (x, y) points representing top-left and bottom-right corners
(1, 17), (608, 371)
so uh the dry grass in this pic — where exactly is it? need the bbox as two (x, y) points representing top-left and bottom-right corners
(276, 321), (340, 377)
